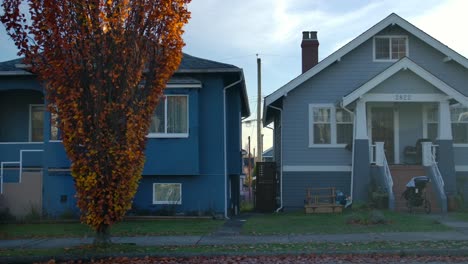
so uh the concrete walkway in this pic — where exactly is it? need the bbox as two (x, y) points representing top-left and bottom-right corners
(2, 214), (468, 249)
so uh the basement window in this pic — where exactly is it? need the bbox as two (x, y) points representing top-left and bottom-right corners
(153, 183), (182, 205)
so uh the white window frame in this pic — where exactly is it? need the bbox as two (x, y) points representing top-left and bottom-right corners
(29, 104), (45, 142)
(373, 35), (409, 62)
(450, 104), (468, 147)
(152, 183), (182, 205)
(309, 104), (351, 148)
(147, 95), (189, 138)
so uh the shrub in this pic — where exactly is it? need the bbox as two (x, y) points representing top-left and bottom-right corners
(23, 206), (42, 222)
(346, 210), (388, 225)
(369, 210), (387, 224)
(0, 208), (15, 223)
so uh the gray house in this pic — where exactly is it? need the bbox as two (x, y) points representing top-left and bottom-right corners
(264, 13), (468, 212)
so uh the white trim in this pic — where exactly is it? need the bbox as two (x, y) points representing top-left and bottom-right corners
(48, 140), (63, 143)
(455, 165), (468, 172)
(166, 83), (201, 89)
(146, 133), (189, 139)
(283, 165), (352, 172)
(343, 58), (468, 106)
(19, 149), (43, 183)
(439, 100), (453, 140)
(152, 183), (182, 205)
(309, 104), (353, 147)
(308, 144), (347, 148)
(454, 144), (468, 147)
(373, 35), (409, 62)
(268, 105), (283, 212)
(147, 95), (189, 137)
(264, 13), (468, 120)
(361, 93), (449, 103)
(394, 107), (400, 164)
(0, 71), (33, 76)
(0, 142), (44, 145)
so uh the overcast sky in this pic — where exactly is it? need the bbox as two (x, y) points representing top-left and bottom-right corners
(1, 0), (468, 120)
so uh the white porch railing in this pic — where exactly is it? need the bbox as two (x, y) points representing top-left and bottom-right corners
(0, 149), (44, 194)
(370, 142), (395, 210)
(422, 142), (447, 213)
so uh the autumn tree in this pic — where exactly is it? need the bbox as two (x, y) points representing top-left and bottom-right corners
(1, 0), (190, 243)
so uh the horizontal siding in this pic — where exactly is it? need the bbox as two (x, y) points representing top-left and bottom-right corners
(370, 70), (442, 94)
(282, 38), (386, 166)
(283, 171), (351, 208)
(454, 147), (468, 166)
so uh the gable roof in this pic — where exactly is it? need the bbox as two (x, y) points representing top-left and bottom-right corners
(0, 53), (250, 117)
(264, 13), (468, 124)
(177, 53), (241, 73)
(342, 57), (468, 106)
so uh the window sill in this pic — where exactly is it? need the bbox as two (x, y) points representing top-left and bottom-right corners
(308, 144), (347, 148)
(147, 133), (189, 139)
(373, 59), (399, 62)
(152, 202), (182, 205)
(49, 140), (63, 143)
(454, 144), (468, 147)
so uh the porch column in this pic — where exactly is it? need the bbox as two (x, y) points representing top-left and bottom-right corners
(436, 100), (456, 195)
(438, 100), (452, 140)
(352, 99), (370, 202)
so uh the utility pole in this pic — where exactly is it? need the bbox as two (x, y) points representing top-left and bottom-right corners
(248, 136), (252, 202)
(257, 55), (263, 162)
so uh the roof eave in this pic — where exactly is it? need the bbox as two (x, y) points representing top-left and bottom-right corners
(0, 71), (33, 76)
(176, 68), (242, 73)
(264, 13), (468, 110)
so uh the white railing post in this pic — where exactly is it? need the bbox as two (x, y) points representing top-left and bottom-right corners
(369, 144), (376, 164)
(421, 142), (433, 166)
(375, 142), (385, 166)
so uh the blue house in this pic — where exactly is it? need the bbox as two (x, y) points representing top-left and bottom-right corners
(0, 54), (250, 218)
(264, 13), (468, 212)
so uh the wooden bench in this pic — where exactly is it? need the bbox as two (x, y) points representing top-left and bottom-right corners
(304, 187), (343, 213)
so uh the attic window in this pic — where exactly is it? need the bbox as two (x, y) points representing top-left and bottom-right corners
(374, 36), (408, 61)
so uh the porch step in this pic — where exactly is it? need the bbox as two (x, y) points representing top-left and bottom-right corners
(389, 165), (441, 213)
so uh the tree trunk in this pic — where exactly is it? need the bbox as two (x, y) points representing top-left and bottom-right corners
(94, 224), (111, 245)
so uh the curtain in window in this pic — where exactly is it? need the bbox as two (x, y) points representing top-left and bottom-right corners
(313, 108), (331, 144)
(167, 96), (187, 133)
(336, 109), (353, 144)
(154, 183), (181, 204)
(150, 102), (165, 133)
(31, 105), (45, 142)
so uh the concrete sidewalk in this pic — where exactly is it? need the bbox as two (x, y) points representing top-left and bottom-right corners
(2, 213), (468, 249)
(1, 231), (468, 249)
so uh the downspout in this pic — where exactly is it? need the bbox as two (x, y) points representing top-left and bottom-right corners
(268, 105), (283, 212)
(223, 74), (244, 219)
(340, 101), (355, 199)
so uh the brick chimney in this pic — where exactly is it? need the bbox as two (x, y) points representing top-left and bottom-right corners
(301, 31), (319, 73)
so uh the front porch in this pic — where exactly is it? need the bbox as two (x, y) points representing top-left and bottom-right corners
(342, 58), (467, 211)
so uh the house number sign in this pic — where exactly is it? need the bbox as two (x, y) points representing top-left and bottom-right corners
(394, 94), (412, 101)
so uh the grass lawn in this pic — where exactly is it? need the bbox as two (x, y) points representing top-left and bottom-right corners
(2, 240), (468, 259)
(0, 219), (224, 239)
(451, 210), (468, 222)
(242, 210), (451, 235)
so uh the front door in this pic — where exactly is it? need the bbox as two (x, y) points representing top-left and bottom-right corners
(371, 107), (395, 163)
